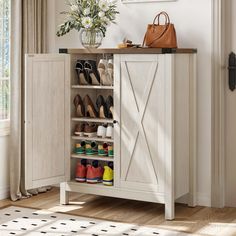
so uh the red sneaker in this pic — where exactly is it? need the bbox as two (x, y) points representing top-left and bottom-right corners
(75, 159), (87, 182)
(86, 161), (103, 184)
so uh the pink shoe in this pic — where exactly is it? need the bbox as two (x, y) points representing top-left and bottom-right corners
(86, 161), (103, 184)
(75, 159), (87, 182)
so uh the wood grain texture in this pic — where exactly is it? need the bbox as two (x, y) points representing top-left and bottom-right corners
(2, 188), (236, 236)
(32, 60), (65, 180)
(119, 55), (164, 193)
(174, 54), (191, 199)
(189, 54), (197, 207)
(25, 54), (70, 189)
(164, 54), (175, 220)
(64, 48), (197, 55)
(113, 55), (121, 189)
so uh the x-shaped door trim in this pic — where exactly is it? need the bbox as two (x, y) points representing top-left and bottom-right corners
(121, 60), (159, 183)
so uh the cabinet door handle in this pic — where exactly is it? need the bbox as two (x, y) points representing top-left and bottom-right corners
(113, 120), (118, 124)
(228, 52), (236, 91)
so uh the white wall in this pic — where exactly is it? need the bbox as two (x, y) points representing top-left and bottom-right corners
(0, 135), (10, 199)
(47, 0), (212, 206)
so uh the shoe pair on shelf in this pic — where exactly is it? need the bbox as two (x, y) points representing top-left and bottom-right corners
(75, 159), (113, 185)
(75, 160), (103, 183)
(74, 123), (98, 137)
(74, 141), (113, 157)
(73, 94), (97, 118)
(96, 95), (113, 119)
(75, 60), (100, 85)
(98, 142), (114, 157)
(97, 59), (113, 86)
(97, 124), (113, 139)
(74, 141), (98, 156)
(73, 94), (114, 119)
(74, 123), (113, 139)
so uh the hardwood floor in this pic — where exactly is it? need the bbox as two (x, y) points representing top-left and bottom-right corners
(1, 188), (236, 236)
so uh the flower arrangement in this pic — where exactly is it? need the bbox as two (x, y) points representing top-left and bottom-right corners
(56, 0), (119, 37)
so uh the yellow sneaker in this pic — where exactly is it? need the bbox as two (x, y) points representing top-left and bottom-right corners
(103, 162), (113, 186)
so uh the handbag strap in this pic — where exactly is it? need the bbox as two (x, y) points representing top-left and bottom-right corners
(158, 12), (170, 25)
(153, 11), (170, 26)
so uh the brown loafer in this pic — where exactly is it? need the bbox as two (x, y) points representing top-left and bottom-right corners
(84, 123), (98, 137)
(74, 123), (85, 136)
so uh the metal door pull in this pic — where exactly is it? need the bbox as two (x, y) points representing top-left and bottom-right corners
(228, 52), (236, 91)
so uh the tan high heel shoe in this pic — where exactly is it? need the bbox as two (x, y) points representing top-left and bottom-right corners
(107, 59), (114, 86)
(83, 95), (98, 118)
(98, 59), (113, 86)
(98, 59), (107, 85)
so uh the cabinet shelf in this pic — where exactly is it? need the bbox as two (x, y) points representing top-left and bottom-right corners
(72, 85), (114, 90)
(72, 117), (113, 124)
(70, 180), (114, 188)
(72, 135), (114, 143)
(71, 153), (114, 162)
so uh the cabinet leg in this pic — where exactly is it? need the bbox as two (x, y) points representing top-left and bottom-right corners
(165, 201), (175, 220)
(60, 182), (69, 205)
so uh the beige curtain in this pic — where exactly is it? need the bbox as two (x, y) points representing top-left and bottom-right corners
(10, 0), (48, 201)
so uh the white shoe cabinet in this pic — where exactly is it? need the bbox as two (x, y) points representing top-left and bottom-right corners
(25, 48), (197, 220)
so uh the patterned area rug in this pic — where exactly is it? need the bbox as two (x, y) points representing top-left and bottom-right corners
(0, 206), (190, 236)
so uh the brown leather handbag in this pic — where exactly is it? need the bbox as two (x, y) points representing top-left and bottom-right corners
(143, 11), (178, 48)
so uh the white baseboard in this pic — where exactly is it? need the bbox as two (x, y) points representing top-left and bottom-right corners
(176, 193), (188, 204)
(176, 193), (211, 207)
(0, 186), (10, 200)
(196, 192), (211, 207)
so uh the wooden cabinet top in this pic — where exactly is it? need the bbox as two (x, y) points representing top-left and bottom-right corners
(59, 48), (197, 54)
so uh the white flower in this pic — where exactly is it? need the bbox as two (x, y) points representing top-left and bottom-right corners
(83, 8), (90, 16)
(82, 17), (93, 28)
(101, 16), (110, 26)
(70, 4), (79, 12)
(99, 0), (110, 12)
(98, 11), (105, 18)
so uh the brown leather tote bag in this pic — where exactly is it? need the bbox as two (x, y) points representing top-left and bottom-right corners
(143, 11), (178, 48)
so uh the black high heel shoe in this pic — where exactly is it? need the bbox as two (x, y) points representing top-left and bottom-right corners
(106, 95), (113, 119)
(75, 60), (91, 85)
(96, 95), (108, 118)
(84, 60), (100, 85)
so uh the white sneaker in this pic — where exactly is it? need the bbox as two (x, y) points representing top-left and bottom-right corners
(106, 125), (113, 139)
(97, 125), (107, 138)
